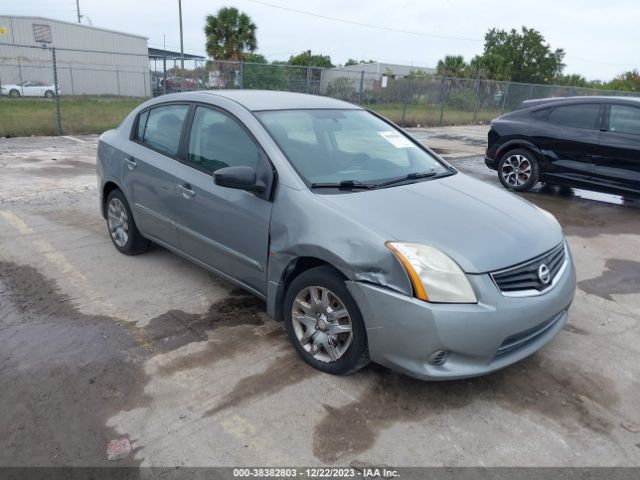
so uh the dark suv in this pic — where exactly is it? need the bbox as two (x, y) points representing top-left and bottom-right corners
(485, 96), (640, 196)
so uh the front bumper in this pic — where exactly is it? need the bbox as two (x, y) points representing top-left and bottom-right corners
(346, 252), (576, 380)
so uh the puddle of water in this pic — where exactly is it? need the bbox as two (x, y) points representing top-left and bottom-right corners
(521, 187), (640, 238)
(0, 261), (150, 466)
(312, 358), (620, 463)
(578, 259), (640, 301)
(531, 184), (640, 209)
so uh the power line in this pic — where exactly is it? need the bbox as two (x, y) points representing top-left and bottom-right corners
(246, 0), (636, 71)
(246, 0), (483, 42)
(565, 54), (637, 68)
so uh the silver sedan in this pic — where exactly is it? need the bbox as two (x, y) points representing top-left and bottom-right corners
(97, 90), (576, 380)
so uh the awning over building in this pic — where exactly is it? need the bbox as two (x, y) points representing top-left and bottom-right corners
(148, 48), (205, 61)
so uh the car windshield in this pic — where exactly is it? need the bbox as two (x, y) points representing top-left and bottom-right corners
(255, 109), (451, 187)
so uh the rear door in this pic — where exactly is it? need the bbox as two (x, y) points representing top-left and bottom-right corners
(172, 105), (273, 295)
(594, 103), (640, 194)
(122, 103), (190, 247)
(530, 103), (603, 183)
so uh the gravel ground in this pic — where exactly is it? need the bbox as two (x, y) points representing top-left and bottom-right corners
(0, 128), (639, 467)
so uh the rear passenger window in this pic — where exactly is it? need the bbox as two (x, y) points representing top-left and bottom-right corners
(609, 105), (640, 135)
(187, 106), (259, 174)
(547, 104), (601, 130)
(142, 105), (189, 156)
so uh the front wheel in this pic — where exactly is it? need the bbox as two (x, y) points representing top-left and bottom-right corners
(9, 89), (20, 98)
(498, 148), (540, 192)
(284, 266), (369, 375)
(44, 90), (55, 98)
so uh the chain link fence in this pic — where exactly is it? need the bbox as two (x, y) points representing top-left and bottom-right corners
(1, 42), (638, 137)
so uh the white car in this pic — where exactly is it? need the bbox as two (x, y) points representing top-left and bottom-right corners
(1, 81), (59, 98)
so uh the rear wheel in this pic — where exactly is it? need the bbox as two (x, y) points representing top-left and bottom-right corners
(284, 266), (369, 375)
(44, 90), (55, 98)
(498, 148), (540, 192)
(105, 189), (149, 255)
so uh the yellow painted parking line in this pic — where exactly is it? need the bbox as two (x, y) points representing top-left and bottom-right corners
(220, 413), (295, 464)
(1, 209), (149, 347)
(62, 135), (86, 143)
(221, 414), (274, 458)
(1, 210), (33, 235)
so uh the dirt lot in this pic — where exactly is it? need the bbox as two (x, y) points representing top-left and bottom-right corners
(1, 127), (639, 467)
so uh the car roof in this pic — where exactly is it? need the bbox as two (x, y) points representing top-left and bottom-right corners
(523, 95), (640, 109)
(191, 89), (362, 112)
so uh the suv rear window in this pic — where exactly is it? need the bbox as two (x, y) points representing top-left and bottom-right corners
(546, 103), (601, 130)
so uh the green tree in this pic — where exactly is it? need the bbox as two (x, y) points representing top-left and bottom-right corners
(554, 73), (589, 88)
(287, 50), (334, 68)
(242, 53), (287, 90)
(204, 7), (257, 61)
(471, 27), (565, 83)
(344, 58), (376, 66)
(606, 69), (640, 91)
(467, 53), (510, 80)
(436, 55), (467, 78)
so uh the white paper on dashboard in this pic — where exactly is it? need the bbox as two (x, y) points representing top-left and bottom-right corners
(377, 131), (416, 148)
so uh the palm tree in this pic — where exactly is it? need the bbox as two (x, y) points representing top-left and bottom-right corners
(204, 7), (257, 61)
(436, 55), (467, 78)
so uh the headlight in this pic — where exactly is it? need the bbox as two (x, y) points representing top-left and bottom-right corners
(386, 242), (477, 303)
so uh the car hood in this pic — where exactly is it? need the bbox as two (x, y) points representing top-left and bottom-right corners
(315, 173), (564, 273)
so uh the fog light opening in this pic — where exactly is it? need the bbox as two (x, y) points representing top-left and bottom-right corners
(427, 350), (449, 366)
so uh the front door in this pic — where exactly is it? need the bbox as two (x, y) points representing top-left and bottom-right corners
(594, 103), (640, 194)
(173, 105), (273, 295)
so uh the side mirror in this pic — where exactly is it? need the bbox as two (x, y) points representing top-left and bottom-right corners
(213, 166), (265, 193)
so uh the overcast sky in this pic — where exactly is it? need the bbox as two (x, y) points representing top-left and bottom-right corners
(5, 0), (639, 80)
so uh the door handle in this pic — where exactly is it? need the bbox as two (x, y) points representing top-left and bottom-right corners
(177, 183), (196, 199)
(124, 156), (137, 170)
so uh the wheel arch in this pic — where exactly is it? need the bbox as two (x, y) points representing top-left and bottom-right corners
(496, 139), (544, 165)
(101, 180), (123, 219)
(269, 256), (347, 322)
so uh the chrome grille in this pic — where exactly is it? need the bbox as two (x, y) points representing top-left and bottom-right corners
(491, 243), (567, 296)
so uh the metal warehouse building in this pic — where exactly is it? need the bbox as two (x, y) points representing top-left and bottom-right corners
(320, 62), (436, 93)
(0, 15), (150, 97)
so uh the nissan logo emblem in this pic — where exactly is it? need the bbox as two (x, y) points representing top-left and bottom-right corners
(538, 264), (551, 285)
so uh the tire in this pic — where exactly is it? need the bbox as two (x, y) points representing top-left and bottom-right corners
(284, 266), (369, 375)
(44, 90), (54, 98)
(105, 189), (150, 255)
(9, 89), (20, 98)
(498, 148), (540, 192)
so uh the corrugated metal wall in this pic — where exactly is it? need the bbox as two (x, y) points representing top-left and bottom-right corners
(0, 16), (150, 97)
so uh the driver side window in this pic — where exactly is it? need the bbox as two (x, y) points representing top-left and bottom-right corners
(187, 107), (259, 174)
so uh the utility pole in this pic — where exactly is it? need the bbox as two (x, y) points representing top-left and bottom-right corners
(178, 0), (185, 73)
(76, 0), (81, 23)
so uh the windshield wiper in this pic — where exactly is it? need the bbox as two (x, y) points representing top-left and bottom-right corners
(310, 180), (376, 190)
(377, 171), (439, 188)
